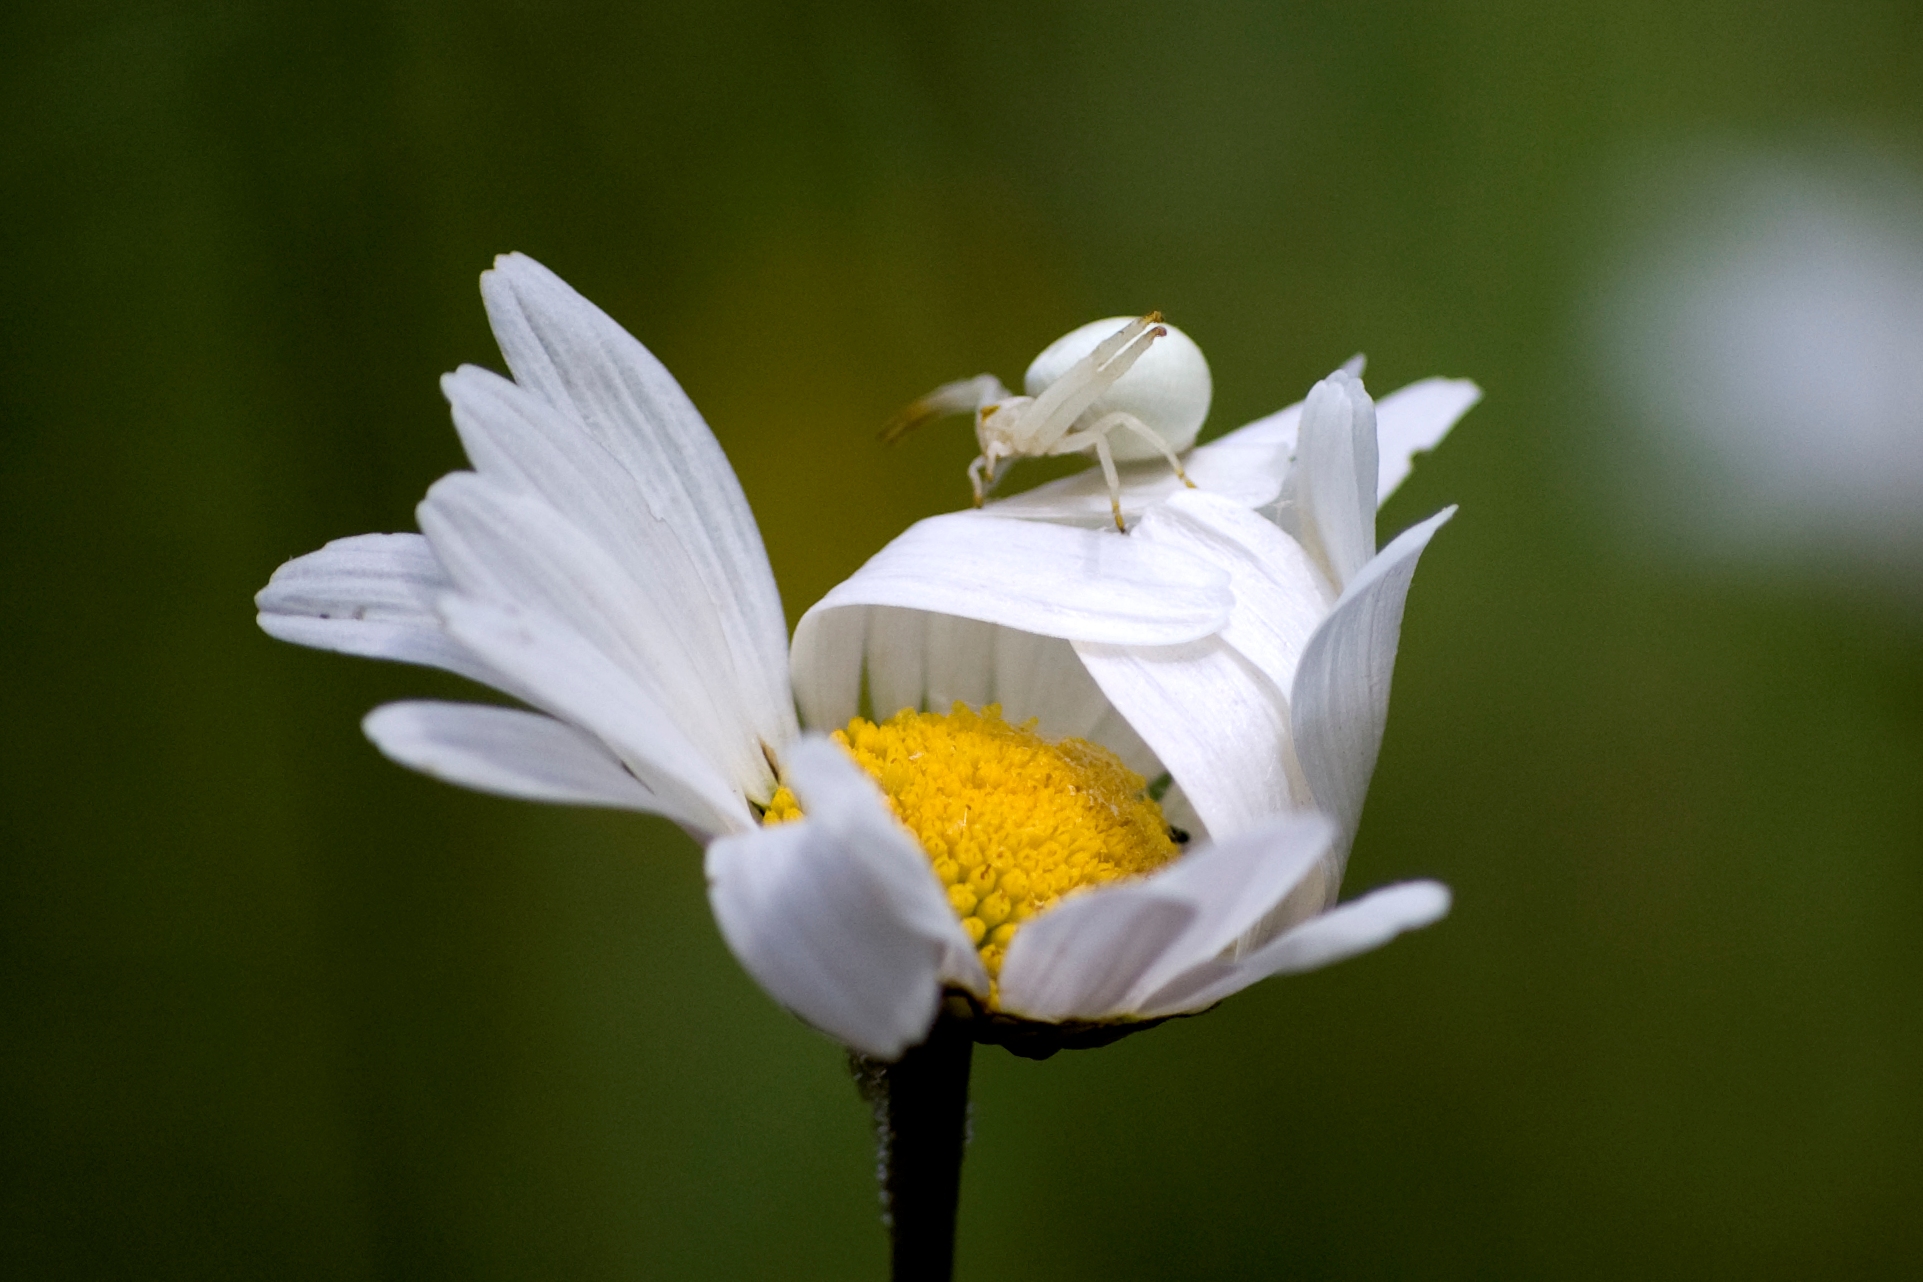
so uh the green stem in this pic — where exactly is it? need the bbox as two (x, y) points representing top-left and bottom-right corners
(857, 1015), (974, 1282)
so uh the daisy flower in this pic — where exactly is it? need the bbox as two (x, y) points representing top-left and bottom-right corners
(256, 254), (1474, 1064)
(791, 347), (1477, 1045)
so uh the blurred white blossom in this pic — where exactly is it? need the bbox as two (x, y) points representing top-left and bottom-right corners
(1592, 140), (1923, 583)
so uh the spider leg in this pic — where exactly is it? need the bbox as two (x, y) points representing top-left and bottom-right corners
(881, 373), (1010, 443)
(1093, 411), (1196, 488)
(1056, 422), (1129, 531)
(1018, 316), (1167, 454)
(968, 454), (992, 507)
(1092, 433), (1125, 531)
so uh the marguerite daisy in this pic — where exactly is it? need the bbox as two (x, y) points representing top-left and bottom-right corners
(256, 254), (1472, 1067)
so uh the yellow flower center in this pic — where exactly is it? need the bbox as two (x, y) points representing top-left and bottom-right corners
(761, 704), (1181, 1002)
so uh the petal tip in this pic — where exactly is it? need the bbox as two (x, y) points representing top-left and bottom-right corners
(1403, 879), (1454, 926)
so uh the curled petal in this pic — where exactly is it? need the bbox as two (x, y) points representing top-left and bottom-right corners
(791, 513), (1230, 731)
(1120, 811), (1337, 1007)
(1134, 491), (1337, 699)
(704, 737), (985, 1059)
(1074, 637), (1300, 842)
(792, 605), (1163, 779)
(1292, 507), (1456, 862)
(984, 423), (1292, 525)
(998, 811), (1338, 1022)
(1283, 369), (1379, 591)
(996, 883), (1197, 1023)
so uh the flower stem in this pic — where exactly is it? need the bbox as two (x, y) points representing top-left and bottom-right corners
(859, 1014), (974, 1281)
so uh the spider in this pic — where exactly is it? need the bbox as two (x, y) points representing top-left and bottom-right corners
(883, 313), (1212, 531)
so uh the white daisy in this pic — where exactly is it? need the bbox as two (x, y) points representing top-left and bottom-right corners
(791, 362), (1477, 1039)
(257, 254), (1473, 1060)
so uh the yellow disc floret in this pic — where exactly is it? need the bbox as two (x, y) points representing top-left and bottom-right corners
(812, 702), (1181, 999)
(761, 784), (804, 825)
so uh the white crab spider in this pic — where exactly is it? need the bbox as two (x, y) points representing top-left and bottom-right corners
(882, 313), (1213, 531)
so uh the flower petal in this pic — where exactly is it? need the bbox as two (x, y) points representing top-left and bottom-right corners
(791, 513), (1230, 730)
(1374, 377), (1480, 505)
(437, 594), (750, 838)
(862, 613), (1131, 747)
(787, 602), (868, 735)
(1134, 490), (1337, 699)
(810, 513), (1230, 643)
(419, 472), (775, 802)
(791, 604), (1163, 772)
(959, 372), (1470, 528)
(984, 412), (1294, 526)
(255, 533), (504, 690)
(1073, 637), (1303, 842)
(1207, 399), (1305, 459)
(1137, 881), (1451, 1015)
(703, 736), (985, 1059)
(1281, 369), (1379, 591)
(1291, 507), (1455, 860)
(996, 881), (1197, 1022)
(477, 253), (793, 748)
(1120, 810), (1338, 1006)
(362, 700), (662, 810)
(441, 364), (796, 761)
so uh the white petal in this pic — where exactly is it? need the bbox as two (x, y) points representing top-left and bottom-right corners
(1291, 507), (1455, 860)
(478, 254), (793, 750)
(791, 604), (1163, 772)
(978, 627), (1165, 783)
(1256, 881), (1452, 972)
(1283, 370), (1379, 590)
(785, 737), (987, 992)
(996, 881), (1197, 1022)
(1074, 637), (1302, 842)
(1138, 881), (1451, 1015)
(787, 602), (868, 735)
(1134, 491), (1337, 698)
(985, 402), (1300, 526)
(790, 513), (1230, 730)
(973, 371), (1470, 529)
(856, 612), (1110, 736)
(808, 513), (1229, 643)
(419, 472), (774, 801)
(437, 594), (750, 838)
(1206, 399), (1304, 458)
(362, 700), (661, 810)
(1374, 377), (1480, 505)
(1120, 811), (1337, 1006)
(983, 444), (1285, 526)
(703, 736), (985, 1059)
(1121, 493), (1330, 849)
(255, 533), (504, 690)
(442, 365), (796, 759)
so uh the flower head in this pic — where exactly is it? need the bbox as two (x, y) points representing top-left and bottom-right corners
(257, 255), (1477, 1059)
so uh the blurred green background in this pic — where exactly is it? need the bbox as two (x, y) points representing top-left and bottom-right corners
(4, 2), (1920, 1277)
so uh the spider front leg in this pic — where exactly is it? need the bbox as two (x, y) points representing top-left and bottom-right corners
(1016, 316), (1167, 456)
(881, 374), (1010, 444)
